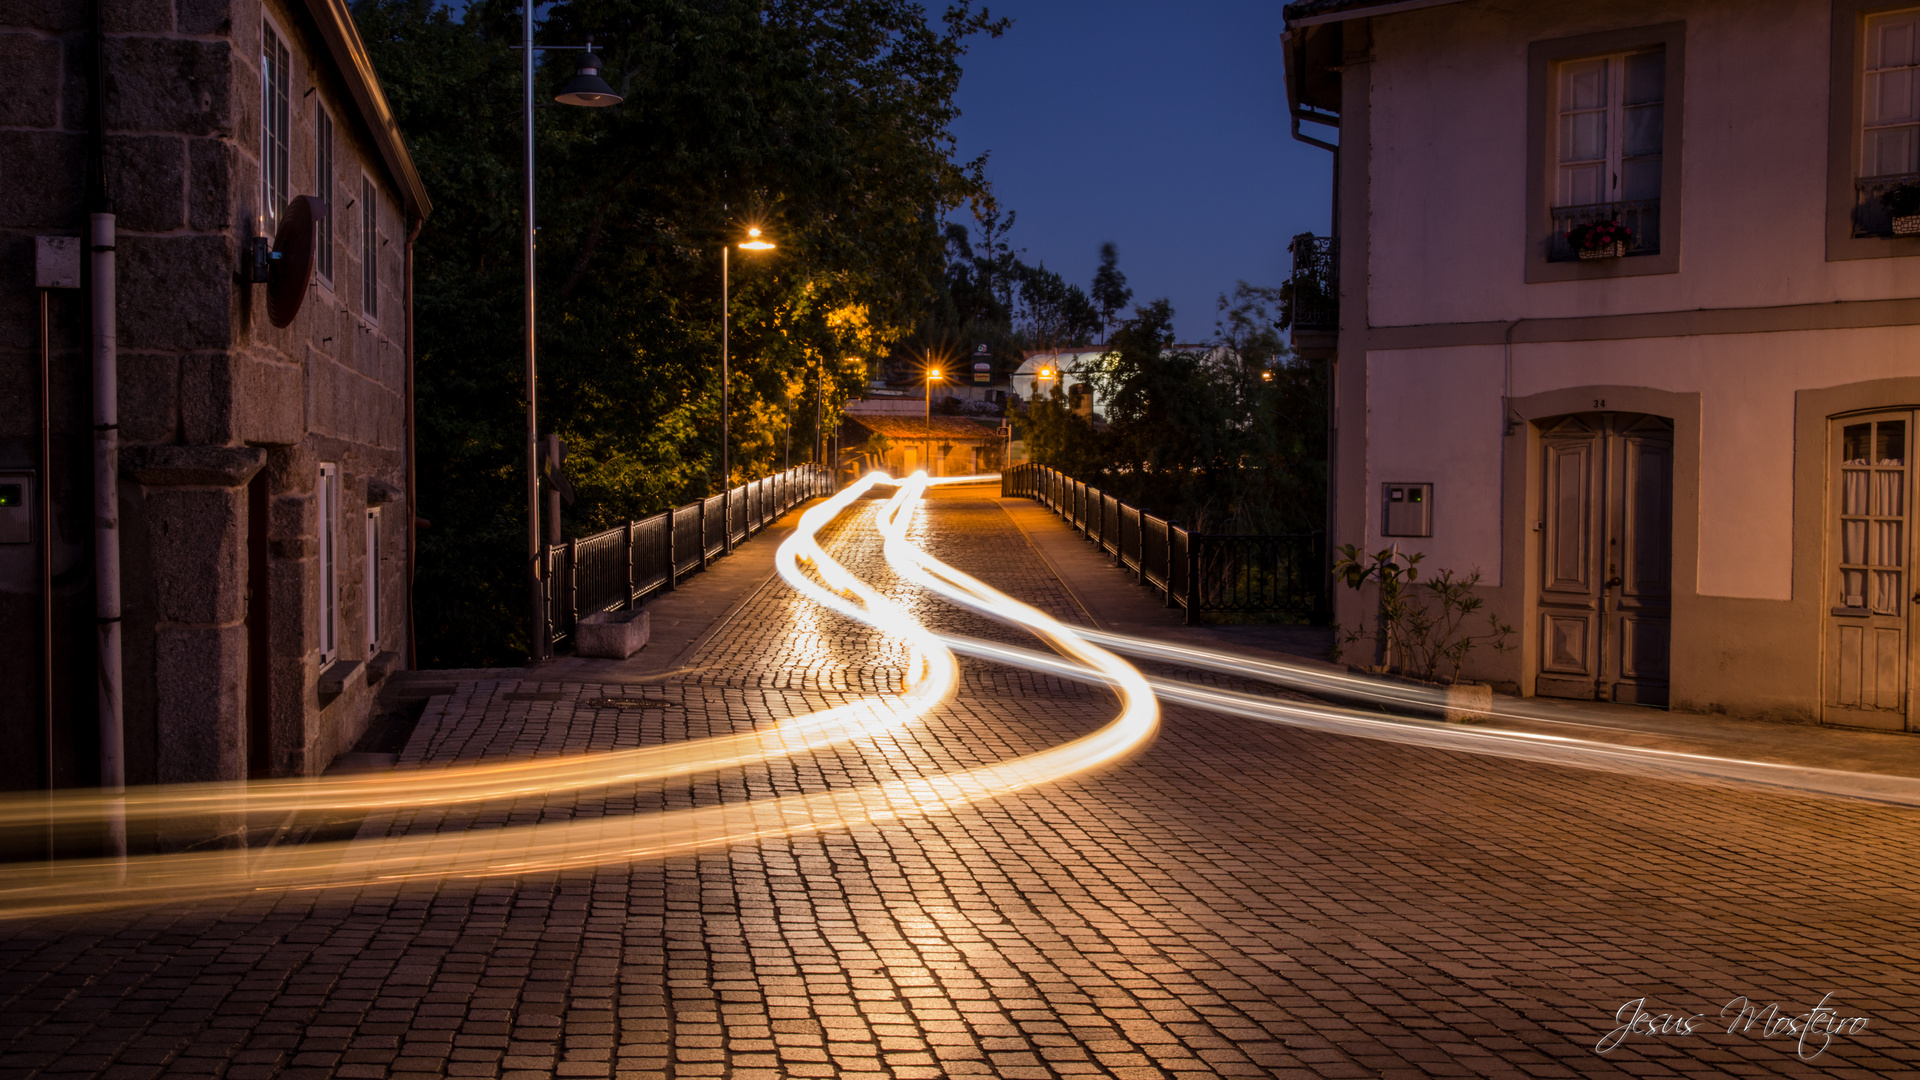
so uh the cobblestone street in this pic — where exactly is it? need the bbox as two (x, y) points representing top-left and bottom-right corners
(3, 484), (1919, 1079)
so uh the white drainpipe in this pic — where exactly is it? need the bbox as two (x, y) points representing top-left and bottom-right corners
(91, 209), (124, 866)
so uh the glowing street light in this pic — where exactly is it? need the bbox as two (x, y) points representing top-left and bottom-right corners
(925, 366), (944, 477)
(720, 225), (776, 552)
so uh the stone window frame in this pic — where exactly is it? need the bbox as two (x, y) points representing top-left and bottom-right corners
(359, 175), (380, 325)
(318, 462), (340, 668)
(1524, 22), (1687, 282)
(1826, 0), (1920, 260)
(365, 506), (381, 660)
(315, 101), (335, 288)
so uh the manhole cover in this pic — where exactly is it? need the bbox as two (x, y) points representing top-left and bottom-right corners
(581, 697), (671, 709)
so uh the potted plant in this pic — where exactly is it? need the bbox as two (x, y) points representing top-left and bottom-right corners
(1567, 219), (1632, 260)
(1883, 181), (1920, 235)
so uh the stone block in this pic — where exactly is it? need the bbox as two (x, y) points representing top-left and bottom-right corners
(367, 649), (401, 685)
(117, 351), (181, 445)
(105, 134), (187, 232)
(318, 658), (362, 702)
(0, 131), (86, 229)
(142, 486), (246, 624)
(264, 441), (315, 498)
(179, 351), (235, 444)
(118, 235), (233, 351)
(0, 34), (62, 127)
(178, 0), (233, 36)
(101, 0), (172, 33)
(236, 354), (305, 446)
(575, 607), (650, 660)
(0, 0), (84, 31)
(187, 136), (233, 233)
(105, 37), (232, 137)
(154, 624), (247, 784)
(123, 443), (265, 487)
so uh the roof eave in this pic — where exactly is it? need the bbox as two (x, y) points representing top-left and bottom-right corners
(1284, 0), (1470, 29)
(302, 0), (432, 220)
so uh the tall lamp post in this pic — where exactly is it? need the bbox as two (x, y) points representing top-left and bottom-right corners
(521, 22), (622, 662)
(925, 365), (944, 477)
(721, 227), (775, 553)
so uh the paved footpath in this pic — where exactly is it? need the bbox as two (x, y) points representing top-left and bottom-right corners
(4, 483), (1920, 1079)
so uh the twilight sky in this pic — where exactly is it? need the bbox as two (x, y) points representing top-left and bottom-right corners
(948, 1), (1333, 342)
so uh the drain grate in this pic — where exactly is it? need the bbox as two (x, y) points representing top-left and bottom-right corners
(581, 697), (672, 709)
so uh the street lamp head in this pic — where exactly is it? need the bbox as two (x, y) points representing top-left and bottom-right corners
(1038, 367), (1055, 379)
(555, 49), (623, 106)
(928, 369), (944, 381)
(738, 226), (776, 251)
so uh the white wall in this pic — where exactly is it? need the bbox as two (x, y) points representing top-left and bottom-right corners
(1368, 0), (1920, 326)
(1366, 324), (1920, 601)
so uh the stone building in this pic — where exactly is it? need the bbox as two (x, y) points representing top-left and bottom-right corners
(1, 0), (429, 800)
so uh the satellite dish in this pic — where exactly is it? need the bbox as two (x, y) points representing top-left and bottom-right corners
(267, 195), (322, 328)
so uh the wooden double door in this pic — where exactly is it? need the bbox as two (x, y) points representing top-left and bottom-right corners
(1536, 413), (1673, 707)
(1825, 411), (1916, 730)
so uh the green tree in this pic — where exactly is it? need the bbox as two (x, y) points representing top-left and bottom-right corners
(355, 0), (1004, 665)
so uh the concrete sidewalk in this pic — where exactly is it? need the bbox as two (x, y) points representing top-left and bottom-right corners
(991, 483), (1920, 785)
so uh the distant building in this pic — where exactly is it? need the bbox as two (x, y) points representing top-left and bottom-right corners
(2, 0), (430, 799)
(840, 414), (1005, 477)
(1285, 0), (1920, 727)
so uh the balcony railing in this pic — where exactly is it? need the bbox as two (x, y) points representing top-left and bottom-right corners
(1547, 198), (1661, 261)
(1854, 173), (1920, 237)
(1284, 233), (1337, 334)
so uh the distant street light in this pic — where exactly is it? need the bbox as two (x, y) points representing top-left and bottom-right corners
(721, 226), (775, 553)
(925, 366), (944, 477)
(520, 23), (622, 662)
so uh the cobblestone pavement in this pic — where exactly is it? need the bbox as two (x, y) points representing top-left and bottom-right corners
(4, 486), (1920, 1079)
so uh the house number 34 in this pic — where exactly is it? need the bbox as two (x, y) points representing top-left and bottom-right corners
(1593, 398), (1607, 408)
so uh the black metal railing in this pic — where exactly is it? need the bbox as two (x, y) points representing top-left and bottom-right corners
(542, 464), (833, 646)
(1284, 232), (1337, 334)
(1547, 198), (1660, 261)
(1003, 462), (1327, 624)
(1855, 173), (1920, 237)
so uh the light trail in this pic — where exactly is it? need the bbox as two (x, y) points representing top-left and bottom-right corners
(0, 474), (943, 841)
(0, 472), (1159, 921)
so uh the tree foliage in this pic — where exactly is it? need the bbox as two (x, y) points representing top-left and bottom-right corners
(355, 0), (1003, 665)
(1023, 285), (1326, 535)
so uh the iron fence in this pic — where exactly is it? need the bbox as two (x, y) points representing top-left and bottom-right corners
(1547, 198), (1661, 261)
(1003, 462), (1327, 624)
(542, 464), (832, 646)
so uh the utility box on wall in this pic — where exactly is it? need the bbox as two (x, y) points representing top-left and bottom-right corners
(1382, 482), (1432, 537)
(0, 474), (33, 545)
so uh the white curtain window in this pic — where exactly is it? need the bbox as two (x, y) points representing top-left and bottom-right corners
(361, 177), (379, 321)
(318, 463), (340, 665)
(315, 106), (335, 284)
(365, 507), (381, 659)
(261, 23), (291, 229)
(1865, 10), (1920, 178)
(1556, 49), (1664, 207)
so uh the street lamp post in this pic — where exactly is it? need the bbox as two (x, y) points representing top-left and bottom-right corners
(521, 21), (622, 662)
(721, 227), (775, 554)
(925, 366), (944, 477)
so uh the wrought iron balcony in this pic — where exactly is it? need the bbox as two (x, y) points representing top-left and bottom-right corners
(1547, 199), (1661, 261)
(1284, 233), (1337, 335)
(1854, 172), (1920, 237)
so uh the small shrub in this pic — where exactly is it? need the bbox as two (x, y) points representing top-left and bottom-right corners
(1330, 545), (1515, 684)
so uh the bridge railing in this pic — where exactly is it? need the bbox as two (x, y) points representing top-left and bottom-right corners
(1002, 462), (1327, 625)
(543, 463), (833, 647)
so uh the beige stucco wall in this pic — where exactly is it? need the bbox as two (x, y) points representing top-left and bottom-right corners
(1367, 0), (1920, 325)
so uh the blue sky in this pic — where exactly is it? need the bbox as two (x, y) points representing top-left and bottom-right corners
(948, 1), (1333, 341)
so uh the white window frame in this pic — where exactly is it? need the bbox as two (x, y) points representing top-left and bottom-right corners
(360, 175), (380, 323)
(315, 103), (335, 286)
(365, 507), (381, 659)
(261, 16), (291, 231)
(318, 463), (340, 667)
(1864, 9), (1920, 179)
(1553, 49), (1665, 209)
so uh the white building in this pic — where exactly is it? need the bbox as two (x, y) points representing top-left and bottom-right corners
(1285, 0), (1920, 729)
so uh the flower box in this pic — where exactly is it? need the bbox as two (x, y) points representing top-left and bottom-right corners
(1577, 240), (1626, 260)
(1895, 214), (1920, 236)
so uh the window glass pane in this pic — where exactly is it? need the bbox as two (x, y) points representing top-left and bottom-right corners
(1561, 58), (1607, 110)
(1844, 568), (1867, 607)
(1872, 13), (1920, 71)
(1560, 111), (1606, 163)
(1874, 569), (1903, 612)
(1875, 470), (1905, 518)
(1846, 468), (1870, 515)
(1845, 423), (1872, 464)
(1866, 127), (1920, 177)
(1560, 163), (1605, 205)
(1845, 518), (1868, 564)
(1877, 420), (1906, 465)
(1875, 519), (1904, 567)
(1621, 155), (1661, 201)
(1624, 50), (1664, 105)
(316, 109), (333, 283)
(1624, 103), (1663, 157)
